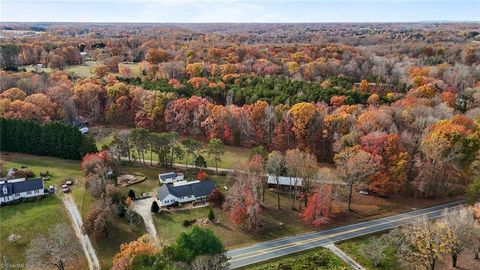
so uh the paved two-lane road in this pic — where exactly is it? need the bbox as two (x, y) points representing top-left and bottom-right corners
(227, 200), (465, 269)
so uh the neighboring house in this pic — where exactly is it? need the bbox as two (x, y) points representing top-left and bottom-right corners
(158, 172), (184, 184)
(0, 178), (45, 205)
(157, 180), (216, 207)
(267, 175), (303, 189)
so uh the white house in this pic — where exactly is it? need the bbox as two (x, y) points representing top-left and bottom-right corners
(158, 172), (184, 184)
(267, 175), (303, 188)
(0, 178), (45, 205)
(157, 180), (216, 207)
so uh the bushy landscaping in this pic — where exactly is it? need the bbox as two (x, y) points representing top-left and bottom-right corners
(248, 247), (350, 270)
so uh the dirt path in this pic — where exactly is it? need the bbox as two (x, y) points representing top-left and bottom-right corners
(131, 197), (159, 244)
(63, 195), (101, 270)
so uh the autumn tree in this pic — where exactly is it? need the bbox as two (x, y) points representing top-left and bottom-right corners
(112, 235), (158, 270)
(93, 63), (109, 78)
(418, 115), (480, 198)
(83, 199), (113, 239)
(301, 185), (333, 227)
(335, 145), (380, 211)
(389, 217), (452, 270)
(81, 151), (111, 198)
(145, 48), (170, 64)
(26, 224), (81, 270)
(288, 102), (316, 146)
(223, 167), (263, 231)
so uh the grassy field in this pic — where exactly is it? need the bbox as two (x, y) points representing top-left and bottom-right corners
(245, 247), (350, 270)
(94, 216), (146, 270)
(19, 61), (141, 78)
(337, 234), (401, 270)
(91, 126), (251, 169)
(1, 152), (93, 216)
(153, 188), (314, 248)
(0, 196), (87, 268)
(0, 153), (146, 269)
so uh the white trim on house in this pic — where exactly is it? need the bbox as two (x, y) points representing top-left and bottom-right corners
(158, 172), (184, 184)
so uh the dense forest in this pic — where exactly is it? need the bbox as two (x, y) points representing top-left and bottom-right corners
(1, 22), (479, 199)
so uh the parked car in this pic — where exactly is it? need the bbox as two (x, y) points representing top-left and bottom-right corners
(359, 190), (369, 195)
(62, 187), (70, 193)
(65, 180), (73, 185)
(62, 184), (68, 189)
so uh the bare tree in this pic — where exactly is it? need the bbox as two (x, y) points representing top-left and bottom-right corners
(335, 146), (379, 211)
(26, 223), (81, 270)
(191, 254), (229, 270)
(359, 236), (388, 267)
(442, 208), (480, 267)
(266, 151), (285, 210)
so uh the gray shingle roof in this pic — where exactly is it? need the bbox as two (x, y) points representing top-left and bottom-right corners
(159, 172), (178, 180)
(157, 181), (216, 201)
(0, 178), (44, 198)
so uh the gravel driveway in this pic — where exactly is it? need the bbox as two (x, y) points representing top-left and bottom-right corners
(63, 195), (100, 270)
(131, 197), (159, 243)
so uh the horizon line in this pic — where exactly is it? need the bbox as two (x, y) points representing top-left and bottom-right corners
(2, 20), (480, 24)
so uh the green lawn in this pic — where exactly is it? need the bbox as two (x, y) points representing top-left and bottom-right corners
(0, 153), (146, 269)
(337, 234), (402, 270)
(91, 126), (251, 169)
(246, 247), (350, 270)
(152, 188), (313, 249)
(0, 196), (87, 268)
(94, 216), (146, 270)
(1, 152), (93, 216)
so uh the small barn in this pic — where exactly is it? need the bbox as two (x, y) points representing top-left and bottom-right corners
(267, 175), (303, 190)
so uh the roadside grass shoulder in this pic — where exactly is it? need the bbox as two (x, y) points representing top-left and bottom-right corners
(337, 234), (402, 270)
(245, 247), (351, 270)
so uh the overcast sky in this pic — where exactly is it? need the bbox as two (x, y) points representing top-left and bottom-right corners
(1, 0), (479, 23)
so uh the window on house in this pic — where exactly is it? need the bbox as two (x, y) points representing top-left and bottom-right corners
(27, 191), (32, 195)
(15, 193), (20, 197)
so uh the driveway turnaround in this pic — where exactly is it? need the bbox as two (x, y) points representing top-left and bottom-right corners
(131, 197), (159, 244)
(227, 200), (465, 269)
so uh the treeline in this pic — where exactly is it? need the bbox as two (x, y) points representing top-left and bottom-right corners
(0, 118), (97, 159)
(122, 75), (381, 106)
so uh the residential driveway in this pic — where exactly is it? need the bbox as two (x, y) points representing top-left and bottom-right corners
(63, 195), (100, 270)
(131, 197), (159, 243)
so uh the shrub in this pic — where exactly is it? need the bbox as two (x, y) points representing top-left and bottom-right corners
(208, 208), (215, 222)
(128, 189), (136, 200)
(183, 219), (196, 227)
(209, 188), (224, 207)
(117, 203), (126, 217)
(151, 201), (160, 213)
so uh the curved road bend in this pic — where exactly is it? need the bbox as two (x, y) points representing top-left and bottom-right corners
(227, 200), (465, 269)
